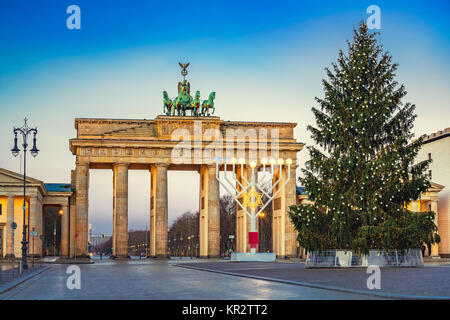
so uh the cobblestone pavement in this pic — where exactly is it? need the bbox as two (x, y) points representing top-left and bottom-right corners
(0, 259), (377, 300)
(174, 261), (450, 299)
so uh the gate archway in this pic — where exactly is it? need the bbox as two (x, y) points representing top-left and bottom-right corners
(69, 115), (304, 258)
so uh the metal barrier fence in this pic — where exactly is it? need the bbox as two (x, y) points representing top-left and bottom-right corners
(306, 249), (424, 268)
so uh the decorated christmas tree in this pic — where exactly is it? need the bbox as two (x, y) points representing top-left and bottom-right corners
(288, 22), (440, 254)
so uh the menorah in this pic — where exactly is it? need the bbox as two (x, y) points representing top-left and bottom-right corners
(215, 157), (292, 254)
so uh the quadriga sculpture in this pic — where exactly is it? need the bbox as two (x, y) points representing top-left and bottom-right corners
(162, 63), (216, 117)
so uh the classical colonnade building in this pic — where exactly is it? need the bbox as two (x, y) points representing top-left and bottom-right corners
(0, 168), (71, 257)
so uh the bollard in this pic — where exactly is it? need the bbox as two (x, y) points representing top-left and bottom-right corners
(19, 260), (23, 275)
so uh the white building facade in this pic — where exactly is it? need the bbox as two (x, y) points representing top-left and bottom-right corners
(415, 128), (450, 257)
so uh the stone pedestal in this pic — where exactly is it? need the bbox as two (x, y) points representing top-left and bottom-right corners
(113, 163), (129, 258)
(231, 252), (276, 262)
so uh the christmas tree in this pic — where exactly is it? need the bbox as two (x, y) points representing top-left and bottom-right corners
(288, 22), (440, 254)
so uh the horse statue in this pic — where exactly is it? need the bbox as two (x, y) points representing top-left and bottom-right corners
(163, 91), (175, 116)
(201, 92), (215, 116)
(190, 91), (201, 116)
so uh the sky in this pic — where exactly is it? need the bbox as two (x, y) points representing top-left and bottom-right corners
(0, 0), (449, 235)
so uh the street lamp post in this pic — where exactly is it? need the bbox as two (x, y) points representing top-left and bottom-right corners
(11, 118), (39, 270)
(145, 225), (148, 258)
(31, 227), (35, 267)
(180, 235), (183, 259)
(55, 209), (63, 256)
(168, 239), (171, 257)
(187, 236), (191, 259)
(53, 220), (56, 256)
(191, 234), (195, 259)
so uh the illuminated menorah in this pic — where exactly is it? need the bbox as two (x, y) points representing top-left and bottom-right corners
(215, 157), (292, 254)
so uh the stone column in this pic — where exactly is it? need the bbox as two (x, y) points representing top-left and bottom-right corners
(207, 165), (220, 257)
(113, 163), (129, 258)
(5, 195), (15, 258)
(284, 165), (298, 258)
(199, 165), (208, 258)
(199, 165), (220, 258)
(69, 170), (76, 258)
(431, 200), (440, 258)
(272, 164), (297, 258)
(60, 203), (69, 257)
(149, 166), (156, 257)
(75, 161), (89, 257)
(152, 163), (168, 258)
(29, 196), (42, 257)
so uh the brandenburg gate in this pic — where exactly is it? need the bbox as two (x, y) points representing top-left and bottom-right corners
(68, 65), (304, 259)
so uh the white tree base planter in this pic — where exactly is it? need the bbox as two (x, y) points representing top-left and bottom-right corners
(306, 249), (423, 268)
(231, 252), (276, 262)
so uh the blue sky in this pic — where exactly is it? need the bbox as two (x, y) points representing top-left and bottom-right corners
(0, 0), (449, 234)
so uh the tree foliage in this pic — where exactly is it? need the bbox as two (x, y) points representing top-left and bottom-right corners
(288, 22), (439, 254)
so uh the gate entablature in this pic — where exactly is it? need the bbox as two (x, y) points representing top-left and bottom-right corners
(70, 116), (302, 167)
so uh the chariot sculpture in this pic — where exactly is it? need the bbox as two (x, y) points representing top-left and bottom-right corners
(163, 62), (216, 117)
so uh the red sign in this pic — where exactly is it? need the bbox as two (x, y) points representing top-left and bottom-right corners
(248, 232), (258, 245)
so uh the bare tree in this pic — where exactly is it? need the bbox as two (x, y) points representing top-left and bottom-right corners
(128, 229), (150, 256)
(93, 237), (112, 254)
(220, 194), (236, 255)
(168, 211), (199, 257)
(167, 195), (238, 257)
